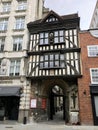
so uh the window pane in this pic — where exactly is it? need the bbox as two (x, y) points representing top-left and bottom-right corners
(60, 61), (65, 67)
(54, 37), (58, 43)
(60, 37), (64, 42)
(40, 39), (44, 45)
(45, 55), (48, 60)
(50, 61), (53, 67)
(59, 30), (63, 36)
(54, 31), (58, 36)
(44, 62), (48, 68)
(45, 33), (48, 37)
(40, 63), (43, 68)
(40, 33), (44, 38)
(55, 61), (59, 67)
(40, 56), (44, 61)
(55, 54), (59, 60)
(45, 38), (48, 44)
(50, 54), (53, 60)
(60, 54), (64, 60)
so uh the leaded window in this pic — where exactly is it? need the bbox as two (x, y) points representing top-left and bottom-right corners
(54, 30), (64, 43)
(39, 32), (48, 45)
(39, 30), (64, 45)
(40, 53), (65, 69)
(46, 16), (58, 22)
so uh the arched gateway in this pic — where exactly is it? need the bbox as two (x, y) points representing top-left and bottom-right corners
(41, 79), (68, 122)
(30, 79), (79, 124)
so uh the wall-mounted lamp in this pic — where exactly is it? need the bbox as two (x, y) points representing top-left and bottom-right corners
(83, 90), (86, 95)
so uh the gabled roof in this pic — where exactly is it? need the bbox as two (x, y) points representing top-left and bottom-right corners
(40, 10), (63, 23)
(27, 10), (79, 26)
(27, 10), (80, 32)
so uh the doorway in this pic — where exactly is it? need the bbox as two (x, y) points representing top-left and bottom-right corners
(49, 85), (65, 121)
(0, 96), (20, 120)
(91, 94), (98, 125)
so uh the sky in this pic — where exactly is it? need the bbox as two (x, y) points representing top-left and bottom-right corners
(44, 0), (97, 30)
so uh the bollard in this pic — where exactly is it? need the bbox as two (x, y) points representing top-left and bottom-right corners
(23, 116), (27, 124)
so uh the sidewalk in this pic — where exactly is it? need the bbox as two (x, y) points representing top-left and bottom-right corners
(0, 121), (98, 130)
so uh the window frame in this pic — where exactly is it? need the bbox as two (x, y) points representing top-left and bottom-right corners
(0, 37), (5, 52)
(39, 30), (65, 45)
(0, 18), (8, 31)
(17, 0), (27, 11)
(87, 45), (98, 57)
(9, 59), (21, 76)
(90, 68), (98, 84)
(39, 32), (49, 45)
(39, 53), (66, 69)
(54, 30), (65, 44)
(13, 36), (23, 51)
(2, 2), (11, 13)
(15, 17), (25, 30)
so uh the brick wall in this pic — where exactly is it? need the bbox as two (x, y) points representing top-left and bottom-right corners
(78, 31), (98, 125)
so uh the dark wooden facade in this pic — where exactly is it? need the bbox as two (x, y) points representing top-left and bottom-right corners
(27, 10), (81, 79)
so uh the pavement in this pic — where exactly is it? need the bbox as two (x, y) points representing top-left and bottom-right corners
(0, 111), (97, 130)
(0, 120), (98, 130)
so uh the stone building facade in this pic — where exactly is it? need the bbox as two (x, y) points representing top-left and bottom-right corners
(0, 0), (45, 123)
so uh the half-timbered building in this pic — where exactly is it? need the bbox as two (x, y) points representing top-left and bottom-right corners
(27, 10), (81, 123)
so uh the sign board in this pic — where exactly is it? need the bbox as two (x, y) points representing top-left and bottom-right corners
(41, 98), (46, 109)
(30, 99), (37, 108)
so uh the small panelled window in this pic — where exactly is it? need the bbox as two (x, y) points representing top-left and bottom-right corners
(2, 2), (11, 13)
(39, 30), (64, 45)
(17, 1), (27, 11)
(87, 45), (98, 57)
(54, 30), (64, 43)
(15, 17), (25, 30)
(90, 68), (98, 84)
(0, 18), (8, 31)
(46, 16), (58, 22)
(0, 37), (5, 52)
(39, 32), (48, 45)
(13, 36), (23, 51)
(40, 53), (65, 69)
(9, 59), (21, 76)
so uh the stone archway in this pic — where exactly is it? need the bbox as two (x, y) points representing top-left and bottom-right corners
(41, 79), (70, 122)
